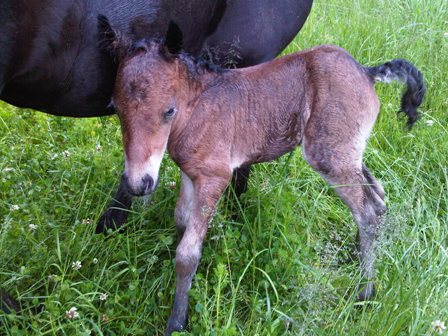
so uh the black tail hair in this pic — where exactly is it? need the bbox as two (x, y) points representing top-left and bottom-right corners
(366, 59), (425, 128)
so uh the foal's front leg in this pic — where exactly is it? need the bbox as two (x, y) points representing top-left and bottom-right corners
(166, 174), (230, 335)
(174, 172), (195, 239)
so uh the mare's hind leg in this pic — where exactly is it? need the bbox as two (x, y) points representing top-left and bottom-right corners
(231, 165), (251, 197)
(303, 143), (386, 300)
(225, 166), (251, 219)
(1, 289), (21, 314)
(96, 176), (133, 234)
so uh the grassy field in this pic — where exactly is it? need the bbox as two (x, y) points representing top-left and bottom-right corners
(1, 0), (447, 335)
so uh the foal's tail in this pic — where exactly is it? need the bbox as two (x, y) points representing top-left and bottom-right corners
(365, 59), (425, 128)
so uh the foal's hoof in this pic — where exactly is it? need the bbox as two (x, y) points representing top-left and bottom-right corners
(358, 283), (376, 302)
(95, 208), (129, 234)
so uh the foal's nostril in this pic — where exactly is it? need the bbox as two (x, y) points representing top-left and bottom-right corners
(122, 173), (154, 196)
(142, 174), (154, 195)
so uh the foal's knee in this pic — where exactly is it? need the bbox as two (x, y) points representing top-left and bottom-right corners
(175, 244), (201, 278)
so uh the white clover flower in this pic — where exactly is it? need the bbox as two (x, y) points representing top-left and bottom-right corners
(96, 144), (102, 152)
(432, 320), (447, 335)
(426, 119), (434, 126)
(167, 181), (177, 189)
(29, 224), (37, 231)
(93, 258), (98, 264)
(3, 167), (14, 172)
(10, 205), (19, 212)
(65, 307), (79, 319)
(81, 218), (92, 225)
(147, 255), (158, 266)
(72, 261), (82, 270)
(99, 293), (108, 301)
(63, 150), (71, 158)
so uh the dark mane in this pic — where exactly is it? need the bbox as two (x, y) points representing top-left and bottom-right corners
(119, 38), (228, 77)
(155, 39), (228, 76)
(177, 53), (229, 76)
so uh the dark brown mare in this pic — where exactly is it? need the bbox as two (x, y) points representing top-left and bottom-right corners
(104, 23), (425, 335)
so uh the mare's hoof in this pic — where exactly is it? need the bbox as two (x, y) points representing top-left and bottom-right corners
(166, 317), (187, 336)
(1, 289), (45, 315)
(357, 283), (375, 302)
(95, 208), (129, 234)
(1, 290), (21, 313)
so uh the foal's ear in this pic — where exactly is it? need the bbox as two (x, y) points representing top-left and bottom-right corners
(165, 21), (184, 55)
(98, 14), (133, 61)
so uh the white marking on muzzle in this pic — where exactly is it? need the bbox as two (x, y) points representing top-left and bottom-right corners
(125, 144), (167, 193)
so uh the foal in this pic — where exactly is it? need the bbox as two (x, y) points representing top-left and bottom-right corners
(108, 28), (424, 334)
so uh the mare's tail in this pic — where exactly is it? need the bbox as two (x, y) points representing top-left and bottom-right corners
(365, 59), (425, 128)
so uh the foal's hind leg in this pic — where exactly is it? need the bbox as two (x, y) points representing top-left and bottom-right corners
(362, 163), (385, 200)
(96, 176), (133, 234)
(318, 166), (385, 299)
(303, 143), (386, 300)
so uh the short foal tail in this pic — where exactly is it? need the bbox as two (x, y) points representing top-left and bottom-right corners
(365, 59), (425, 128)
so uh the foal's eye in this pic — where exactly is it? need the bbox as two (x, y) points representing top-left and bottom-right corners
(164, 108), (176, 120)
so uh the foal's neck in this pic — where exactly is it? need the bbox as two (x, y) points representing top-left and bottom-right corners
(171, 59), (226, 128)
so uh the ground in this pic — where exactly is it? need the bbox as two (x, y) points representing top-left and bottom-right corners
(0, 0), (447, 335)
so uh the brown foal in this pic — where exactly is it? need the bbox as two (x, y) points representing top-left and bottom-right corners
(104, 23), (425, 334)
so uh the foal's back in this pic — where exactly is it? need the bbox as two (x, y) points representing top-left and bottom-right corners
(184, 45), (378, 169)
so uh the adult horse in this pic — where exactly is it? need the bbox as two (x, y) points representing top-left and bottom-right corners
(0, 0), (313, 235)
(0, 0), (313, 116)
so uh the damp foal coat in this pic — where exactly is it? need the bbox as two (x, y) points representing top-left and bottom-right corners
(109, 35), (424, 334)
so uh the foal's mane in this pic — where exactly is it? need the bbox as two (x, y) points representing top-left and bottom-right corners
(125, 38), (228, 77)
(178, 53), (229, 76)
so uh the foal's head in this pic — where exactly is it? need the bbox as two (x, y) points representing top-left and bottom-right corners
(100, 16), (184, 196)
(115, 44), (180, 196)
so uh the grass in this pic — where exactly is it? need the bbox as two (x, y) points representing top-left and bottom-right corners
(0, 0), (447, 335)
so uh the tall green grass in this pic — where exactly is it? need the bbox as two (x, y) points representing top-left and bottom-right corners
(1, 0), (447, 335)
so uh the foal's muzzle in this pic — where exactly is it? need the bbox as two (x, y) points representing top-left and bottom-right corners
(123, 173), (154, 196)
